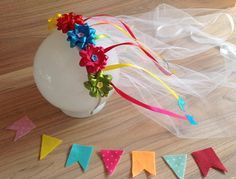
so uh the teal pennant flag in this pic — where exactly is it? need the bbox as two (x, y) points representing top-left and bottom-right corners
(163, 154), (187, 179)
(65, 144), (94, 172)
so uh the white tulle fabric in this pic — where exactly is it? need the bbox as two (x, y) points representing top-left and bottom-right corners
(87, 4), (236, 138)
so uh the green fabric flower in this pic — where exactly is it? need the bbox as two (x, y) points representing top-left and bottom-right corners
(84, 72), (113, 97)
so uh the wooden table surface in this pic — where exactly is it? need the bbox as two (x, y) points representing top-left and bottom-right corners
(1, 1), (236, 179)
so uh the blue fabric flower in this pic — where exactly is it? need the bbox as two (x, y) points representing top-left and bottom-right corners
(67, 23), (96, 49)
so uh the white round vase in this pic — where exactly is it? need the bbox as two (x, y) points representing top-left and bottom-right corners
(33, 30), (119, 118)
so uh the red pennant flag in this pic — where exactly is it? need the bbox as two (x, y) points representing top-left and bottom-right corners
(99, 149), (124, 176)
(191, 147), (227, 177)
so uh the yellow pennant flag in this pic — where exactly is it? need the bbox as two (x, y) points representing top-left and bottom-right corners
(132, 151), (156, 177)
(40, 134), (62, 160)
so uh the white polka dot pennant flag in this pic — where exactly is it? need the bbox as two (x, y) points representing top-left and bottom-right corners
(99, 149), (124, 176)
(163, 154), (187, 179)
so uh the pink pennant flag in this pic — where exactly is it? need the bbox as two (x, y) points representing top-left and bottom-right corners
(6, 115), (36, 141)
(191, 147), (228, 177)
(99, 149), (124, 176)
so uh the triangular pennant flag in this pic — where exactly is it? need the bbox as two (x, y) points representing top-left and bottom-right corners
(6, 115), (36, 141)
(163, 154), (187, 179)
(191, 147), (227, 177)
(99, 149), (124, 176)
(132, 151), (156, 177)
(65, 144), (94, 172)
(40, 134), (62, 160)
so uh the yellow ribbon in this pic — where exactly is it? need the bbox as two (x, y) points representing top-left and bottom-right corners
(95, 34), (110, 40)
(48, 13), (62, 30)
(104, 63), (179, 100)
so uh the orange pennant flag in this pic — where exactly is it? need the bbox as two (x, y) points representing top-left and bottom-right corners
(131, 151), (156, 177)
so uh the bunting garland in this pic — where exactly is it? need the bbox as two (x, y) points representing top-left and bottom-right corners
(36, 140), (231, 178)
(5, 123), (228, 177)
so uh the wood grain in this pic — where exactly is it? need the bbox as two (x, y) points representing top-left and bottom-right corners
(0, 0), (236, 179)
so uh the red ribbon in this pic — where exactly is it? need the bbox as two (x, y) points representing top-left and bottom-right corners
(111, 83), (187, 121)
(85, 14), (136, 39)
(85, 14), (172, 76)
(104, 42), (172, 76)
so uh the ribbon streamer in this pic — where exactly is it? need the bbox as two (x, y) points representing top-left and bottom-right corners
(104, 40), (172, 76)
(104, 63), (192, 113)
(111, 83), (187, 121)
(103, 64), (197, 122)
(85, 15), (192, 122)
(95, 34), (110, 40)
(92, 21), (172, 76)
(85, 14), (137, 39)
(104, 63), (179, 100)
(86, 15), (172, 76)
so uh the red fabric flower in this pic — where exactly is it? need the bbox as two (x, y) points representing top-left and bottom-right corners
(57, 12), (84, 33)
(79, 44), (108, 73)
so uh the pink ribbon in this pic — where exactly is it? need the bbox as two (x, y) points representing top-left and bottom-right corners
(111, 83), (187, 121)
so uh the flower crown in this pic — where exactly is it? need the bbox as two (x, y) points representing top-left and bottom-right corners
(48, 12), (197, 125)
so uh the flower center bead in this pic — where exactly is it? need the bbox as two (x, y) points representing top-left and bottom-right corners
(97, 82), (103, 88)
(91, 54), (98, 62)
(78, 32), (84, 37)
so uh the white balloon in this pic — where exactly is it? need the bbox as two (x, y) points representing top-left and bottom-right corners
(33, 30), (119, 118)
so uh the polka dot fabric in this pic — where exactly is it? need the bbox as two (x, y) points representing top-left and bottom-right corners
(99, 149), (124, 176)
(163, 154), (187, 179)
